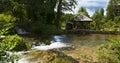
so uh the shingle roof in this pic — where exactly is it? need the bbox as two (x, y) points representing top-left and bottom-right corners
(73, 15), (92, 22)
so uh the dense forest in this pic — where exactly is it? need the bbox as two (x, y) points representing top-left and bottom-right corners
(0, 0), (120, 35)
(0, 0), (120, 63)
(0, 0), (77, 35)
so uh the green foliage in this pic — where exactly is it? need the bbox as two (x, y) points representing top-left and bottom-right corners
(0, 0), (77, 35)
(107, 0), (120, 20)
(101, 17), (120, 31)
(103, 20), (116, 31)
(0, 35), (30, 51)
(60, 13), (74, 27)
(100, 8), (104, 17)
(0, 35), (31, 62)
(55, 0), (77, 27)
(114, 16), (120, 23)
(91, 0), (120, 31)
(77, 7), (90, 17)
(0, 14), (16, 35)
(41, 24), (60, 34)
(98, 40), (120, 63)
(91, 8), (104, 30)
(29, 21), (61, 35)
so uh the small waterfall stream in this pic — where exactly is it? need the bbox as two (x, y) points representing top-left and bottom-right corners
(15, 27), (29, 35)
(18, 35), (71, 63)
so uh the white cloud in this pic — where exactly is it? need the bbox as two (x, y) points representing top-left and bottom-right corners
(77, 0), (109, 6)
(78, 0), (102, 7)
(64, 0), (109, 16)
(72, 0), (109, 16)
(86, 8), (94, 16)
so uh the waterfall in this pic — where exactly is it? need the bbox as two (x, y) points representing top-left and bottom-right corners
(32, 42), (71, 50)
(0, 35), (6, 38)
(15, 27), (29, 35)
(32, 35), (71, 50)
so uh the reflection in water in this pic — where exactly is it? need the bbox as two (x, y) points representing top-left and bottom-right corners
(51, 35), (71, 43)
(71, 34), (112, 47)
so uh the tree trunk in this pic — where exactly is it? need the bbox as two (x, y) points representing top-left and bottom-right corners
(55, 0), (62, 27)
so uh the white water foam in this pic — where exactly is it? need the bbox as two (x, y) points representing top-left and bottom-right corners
(17, 42), (71, 63)
(0, 35), (6, 38)
(4, 42), (70, 63)
(18, 57), (30, 63)
(32, 42), (71, 50)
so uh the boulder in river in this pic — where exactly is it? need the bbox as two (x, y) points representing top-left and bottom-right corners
(19, 49), (79, 63)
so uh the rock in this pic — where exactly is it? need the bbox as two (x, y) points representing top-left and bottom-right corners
(25, 50), (79, 63)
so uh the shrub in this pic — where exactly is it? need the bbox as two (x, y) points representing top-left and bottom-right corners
(98, 40), (120, 63)
(0, 35), (31, 62)
(29, 21), (61, 35)
(0, 35), (31, 51)
(0, 14), (16, 35)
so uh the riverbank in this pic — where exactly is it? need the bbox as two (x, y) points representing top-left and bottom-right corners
(66, 29), (120, 34)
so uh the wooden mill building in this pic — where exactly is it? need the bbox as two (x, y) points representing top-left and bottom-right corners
(66, 14), (92, 30)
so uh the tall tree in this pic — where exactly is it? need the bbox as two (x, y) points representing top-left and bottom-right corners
(0, 0), (77, 34)
(92, 9), (104, 30)
(55, 0), (77, 27)
(107, 0), (120, 20)
(56, 0), (62, 26)
(100, 8), (104, 17)
(77, 7), (90, 17)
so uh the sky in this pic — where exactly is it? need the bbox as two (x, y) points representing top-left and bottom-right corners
(70, 0), (110, 16)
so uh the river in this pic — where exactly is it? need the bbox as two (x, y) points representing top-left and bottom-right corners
(17, 34), (120, 63)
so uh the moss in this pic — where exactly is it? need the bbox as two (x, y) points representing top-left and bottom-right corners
(51, 57), (72, 63)
(27, 50), (78, 63)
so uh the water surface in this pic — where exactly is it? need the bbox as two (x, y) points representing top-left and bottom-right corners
(19, 34), (120, 63)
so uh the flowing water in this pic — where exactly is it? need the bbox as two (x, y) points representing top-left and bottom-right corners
(17, 34), (120, 63)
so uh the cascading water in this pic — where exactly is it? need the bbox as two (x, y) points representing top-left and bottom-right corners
(15, 27), (29, 35)
(32, 42), (71, 50)
(18, 35), (71, 63)
(32, 35), (71, 50)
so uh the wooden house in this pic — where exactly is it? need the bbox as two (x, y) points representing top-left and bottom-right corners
(73, 14), (92, 29)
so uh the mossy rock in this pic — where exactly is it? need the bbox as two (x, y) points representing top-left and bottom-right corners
(26, 50), (78, 63)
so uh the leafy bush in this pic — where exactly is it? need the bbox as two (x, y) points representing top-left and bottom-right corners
(29, 21), (61, 35)
(1, 35), (31, 51)
(0, 35), (31, 62)
(0, 14), (16, 35)
(98, 40), (120, 63)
